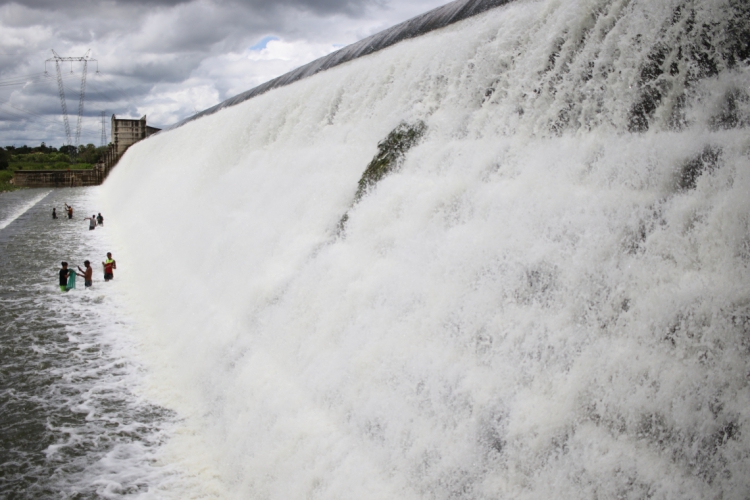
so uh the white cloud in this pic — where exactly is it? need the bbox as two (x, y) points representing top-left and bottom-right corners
(247, 38), (336, 62)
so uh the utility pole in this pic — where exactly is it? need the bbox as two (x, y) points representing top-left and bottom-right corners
(100, 111), (107, 147)
(45, 49), (98, 151)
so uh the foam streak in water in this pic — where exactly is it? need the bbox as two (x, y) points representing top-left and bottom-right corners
(0, 190), (51, 230)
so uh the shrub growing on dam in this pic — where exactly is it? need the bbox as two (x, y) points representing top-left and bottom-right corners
(339, 121), (427, 233)
(354, 120), (427, 202)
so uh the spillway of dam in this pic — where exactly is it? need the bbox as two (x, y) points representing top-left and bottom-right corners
(3, 0), (748, 498)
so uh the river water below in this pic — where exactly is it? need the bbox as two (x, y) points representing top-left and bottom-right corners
(0, 187), (177, 499)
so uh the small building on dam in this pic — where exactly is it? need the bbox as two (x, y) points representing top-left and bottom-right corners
(111, 115), (161, 157)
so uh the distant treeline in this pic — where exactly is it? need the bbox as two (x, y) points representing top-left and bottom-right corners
(0, 143), (109, 171)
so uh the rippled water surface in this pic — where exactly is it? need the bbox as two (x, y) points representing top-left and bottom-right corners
(0, 188), (177, 499)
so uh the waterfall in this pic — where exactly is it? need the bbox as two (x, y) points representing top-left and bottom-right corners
(101, 0), (750, 497)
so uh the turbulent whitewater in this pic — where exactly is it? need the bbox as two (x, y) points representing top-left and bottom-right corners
(102, 0), (750, 498)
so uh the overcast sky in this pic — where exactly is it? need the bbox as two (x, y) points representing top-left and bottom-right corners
(0, 0), (449, 148)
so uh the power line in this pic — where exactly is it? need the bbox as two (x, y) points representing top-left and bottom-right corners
(2, 71), (139, 116)
(1, 58), (148, 146)
(0, 100), (99, 142)
(0, 72), (73, 91)
(0, 78), (98, 135)
(0, 73), (51, 88)
(0, 100), (62, 127)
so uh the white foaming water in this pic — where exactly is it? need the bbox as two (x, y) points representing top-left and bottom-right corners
(102, 0), (750, 498)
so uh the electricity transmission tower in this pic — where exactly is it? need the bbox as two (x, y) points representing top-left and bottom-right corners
(100, 111), (107, 147)
(45, 49), (98, 149)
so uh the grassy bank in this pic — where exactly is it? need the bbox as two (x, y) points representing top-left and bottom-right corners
(0, 170), (16, 192)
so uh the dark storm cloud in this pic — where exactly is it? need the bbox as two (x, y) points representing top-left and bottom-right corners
(227, 0), (386, 16)
(0, 0), (190, 7)
(126, 6), (268, 54)
(0, 0), (383, 16)
(125, 57), (205, 83)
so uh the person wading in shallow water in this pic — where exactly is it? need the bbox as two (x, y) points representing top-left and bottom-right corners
(96, 213), (103, 226)
(52, 207), (57, 219)
(102, 253), (116, 281)
(59, 262), (70, 292)
(78, 261), (93, 288)
(60, 261), (85, 291)
(85, 215), (96, 230)
(64, 204), (73, 219)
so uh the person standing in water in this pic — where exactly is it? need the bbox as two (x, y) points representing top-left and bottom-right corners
(64, 204), (73, 219)
(59, 262), (86, 291)
(78, 261), (93, 288)
(85, 215), (96, 230)
(96, 213), (103, 226)
(59, 262), (70, 292)
(52, 208), (57, 219)
(102, 253), (116, 281)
